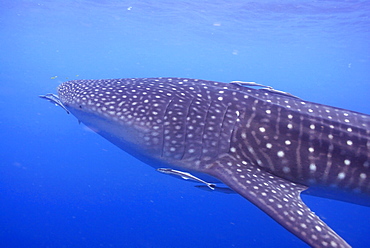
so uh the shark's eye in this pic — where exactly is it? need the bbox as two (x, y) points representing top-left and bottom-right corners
(79, 105), (82, 109)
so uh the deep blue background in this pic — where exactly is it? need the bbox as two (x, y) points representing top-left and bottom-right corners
(1, 1), (369, 247)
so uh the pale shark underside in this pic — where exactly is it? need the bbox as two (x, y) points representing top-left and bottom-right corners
(41, 77), (370, 247)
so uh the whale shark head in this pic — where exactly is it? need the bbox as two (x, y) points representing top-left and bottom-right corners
(58, 78), (164, 162)
(42, 77), (370, 248)
(57, 77), (236, 170)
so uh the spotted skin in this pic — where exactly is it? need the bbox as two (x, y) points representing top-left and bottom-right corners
(53, 77), (370, 248)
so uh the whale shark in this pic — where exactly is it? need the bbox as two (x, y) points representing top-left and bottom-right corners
(40, 77), (370, 247)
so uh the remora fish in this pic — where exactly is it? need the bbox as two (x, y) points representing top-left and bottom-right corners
(40, 77), (370, 247)
(156, 168), (216, 190)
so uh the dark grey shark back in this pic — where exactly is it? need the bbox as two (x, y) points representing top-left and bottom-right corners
(53, 77), (370, 248)
(231, 81), (370, 205)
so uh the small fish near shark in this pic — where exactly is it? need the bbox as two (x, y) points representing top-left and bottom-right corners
(40, 77), (370, 247)
(156, 168), (217, 190)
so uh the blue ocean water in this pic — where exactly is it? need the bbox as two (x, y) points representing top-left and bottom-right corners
(0, 0), (369, 247)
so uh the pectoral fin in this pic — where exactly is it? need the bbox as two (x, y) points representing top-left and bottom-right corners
(205, 155), (350, 248)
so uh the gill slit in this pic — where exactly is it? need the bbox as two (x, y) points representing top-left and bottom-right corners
(200, 100), (213, 159)
(160, 97), (174, 157)
(180, 97), (195, 160)
(217, 104), (231, 156)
